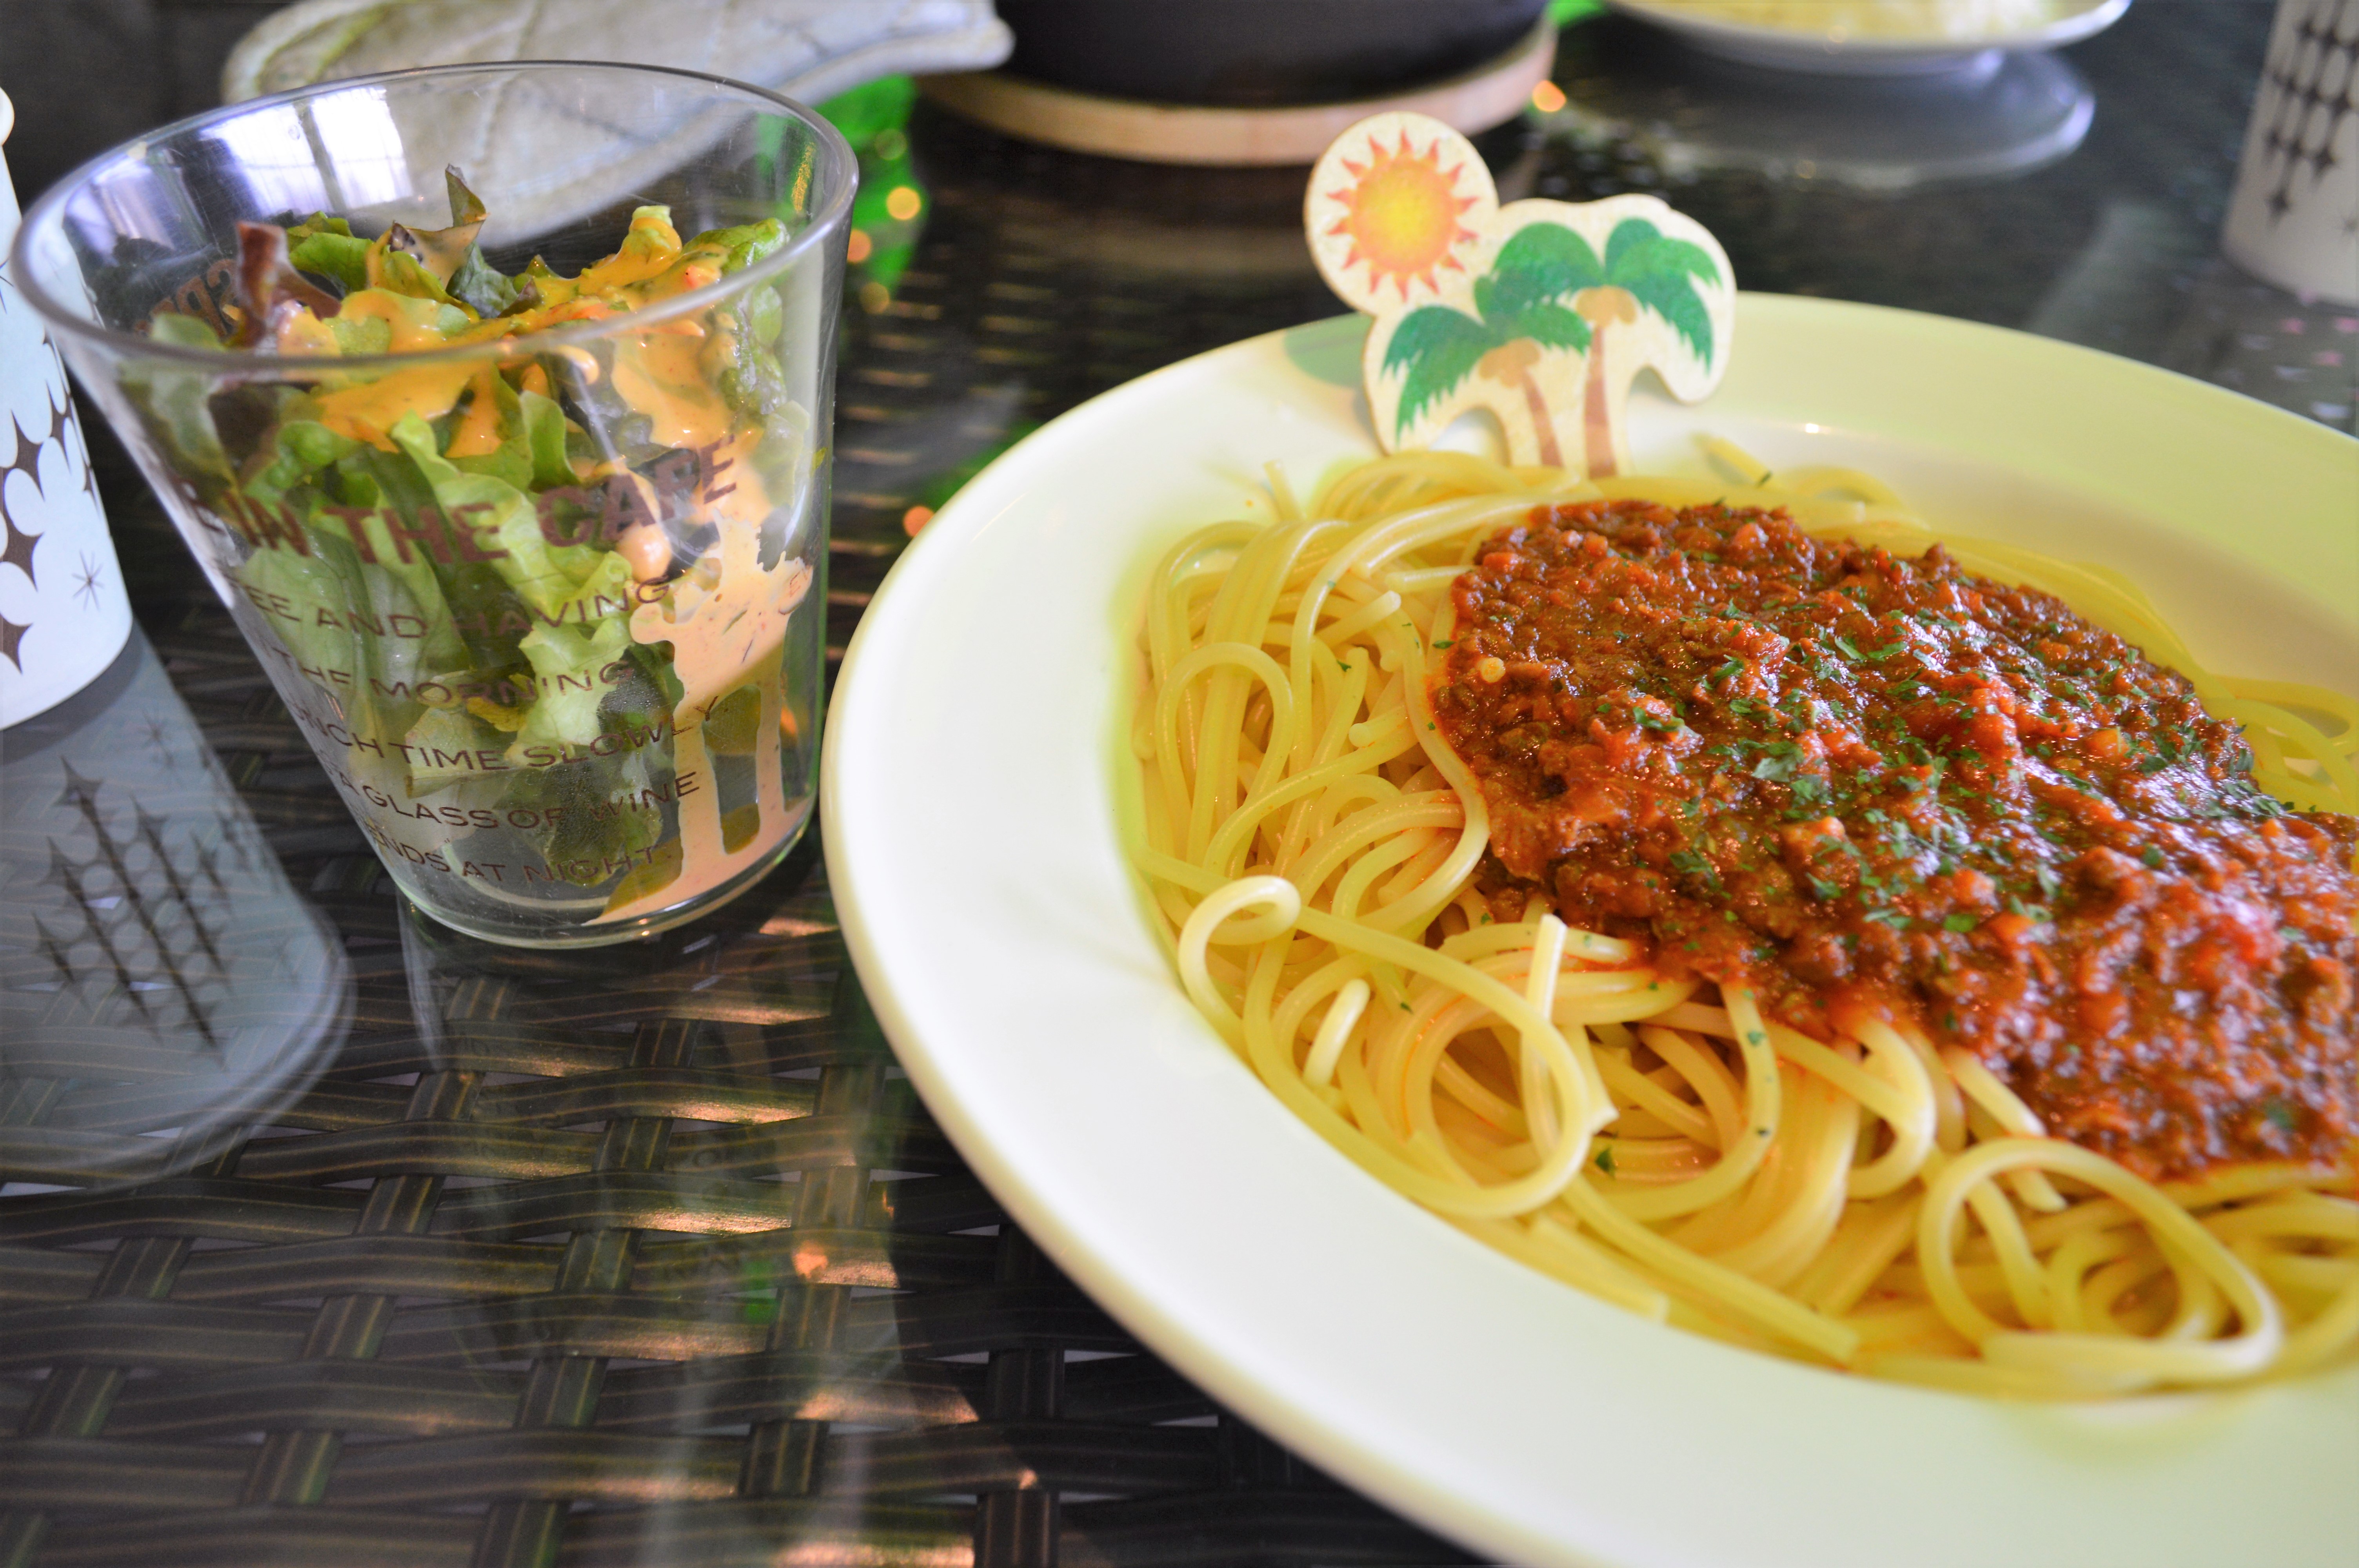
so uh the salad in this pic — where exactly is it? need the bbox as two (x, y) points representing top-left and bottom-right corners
(131, 169), (823, 926)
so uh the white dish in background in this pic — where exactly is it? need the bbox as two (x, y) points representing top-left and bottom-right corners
(1555, 42), (2094, 192)
(1607, 0), (2131, 75)
(823, 298), (2359, 1568)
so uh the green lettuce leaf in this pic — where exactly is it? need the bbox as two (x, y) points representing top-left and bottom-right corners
(238, 543), (362, 682)
(367, 240), (462, 308)
(129, 311), (236, 483)
(497, 747), (665, 885)
(244, 417), (470, 675)
(328, 312), (391, 356)
(686, 218), (787, 275)
(236, 526), (426, 753)
(447, 245), (522, 318)
(289, 232), (369, 294)
(510, 615), (632, 759)
(387, 412), (631, 622)
(522, 390), (575, 490)
(402, 704), (505, 793)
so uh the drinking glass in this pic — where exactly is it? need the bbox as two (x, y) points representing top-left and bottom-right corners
(13, 62), (854, 945)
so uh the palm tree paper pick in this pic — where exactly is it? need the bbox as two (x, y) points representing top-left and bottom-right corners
(1306, 112), (1735, 476)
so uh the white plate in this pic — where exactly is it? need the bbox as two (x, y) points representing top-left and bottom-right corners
(823, 297), (2359, 1568)
(1607, 0), (2131, 75)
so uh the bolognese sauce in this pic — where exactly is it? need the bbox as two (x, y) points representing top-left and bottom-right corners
(1432, 499), (2357, 1179)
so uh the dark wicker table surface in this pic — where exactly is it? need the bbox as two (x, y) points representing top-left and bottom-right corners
(2, 4), (2350, 1565)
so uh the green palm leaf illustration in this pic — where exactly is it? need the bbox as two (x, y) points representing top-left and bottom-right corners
(1383, 305), (1499, 439)
(1602, 217), (1721, 365)
(1374, 217), (1709, 450)
(1488, 222), (1604, 316)
(1497, 299), (1589, 355)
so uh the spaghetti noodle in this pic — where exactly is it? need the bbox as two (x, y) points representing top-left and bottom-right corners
(1127, 448), (2359, 1397)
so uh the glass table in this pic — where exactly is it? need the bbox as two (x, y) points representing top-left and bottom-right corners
(2, 4), (2347, 1564)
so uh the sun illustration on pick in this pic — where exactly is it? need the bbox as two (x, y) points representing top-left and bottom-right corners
(1318, 128), (1484, 304)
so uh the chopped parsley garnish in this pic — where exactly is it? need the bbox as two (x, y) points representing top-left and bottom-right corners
(1667, 849), (1723, 894)
(1749, 742), (1806, 782)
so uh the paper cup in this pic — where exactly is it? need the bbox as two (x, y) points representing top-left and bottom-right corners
(2222, 0), (2359, 305)
(0, 88), (133, 728)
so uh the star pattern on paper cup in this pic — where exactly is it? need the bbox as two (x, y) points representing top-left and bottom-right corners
(0, 315), (125, 701)
(2259, 0), (2359, 223)
(71, 550), (106, 610)
(0, 412), (49, 586)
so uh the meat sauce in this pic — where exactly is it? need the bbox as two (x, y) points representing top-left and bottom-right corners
(1432, 500), (2357, 1178)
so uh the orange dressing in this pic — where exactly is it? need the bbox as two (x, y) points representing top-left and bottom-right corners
(573, 210), (685, 292)
(611, 332), (733, 448)
(595, 438), (810, 924)
(445, 366), (507, 457)
(315, 366), (476, 446)
(298, 205), (722, 449)
(311, 293), (490, 446)
(273, 310), (340, 356)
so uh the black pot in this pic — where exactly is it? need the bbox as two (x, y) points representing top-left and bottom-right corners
(992, 0), (1551, 107)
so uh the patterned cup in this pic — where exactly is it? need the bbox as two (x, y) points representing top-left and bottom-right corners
(0, 87), (133, 728)
(2222, 0), (2359, 305)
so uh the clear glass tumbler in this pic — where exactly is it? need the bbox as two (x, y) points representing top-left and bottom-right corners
(14, 63), (854, 946)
